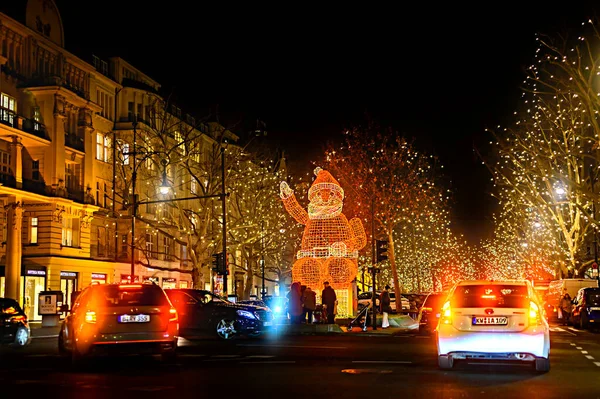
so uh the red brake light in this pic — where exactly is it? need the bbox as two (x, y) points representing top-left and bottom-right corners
(440, 301), (452, 325)
(169, 307), (178, 322)
(119, 284), (143, 289)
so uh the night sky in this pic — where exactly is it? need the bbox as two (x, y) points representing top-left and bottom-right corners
(49, 1), (600, 244)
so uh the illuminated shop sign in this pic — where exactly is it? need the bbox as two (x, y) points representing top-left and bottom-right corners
(91, 273), (107, 280)
(27, 269), (46, 276)
(60, 271), (77, 278)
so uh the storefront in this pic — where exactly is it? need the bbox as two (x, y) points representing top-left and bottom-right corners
(179, 280), (189, 288)
(60, 271), (78, 310)
(143, 276), (159, 284)
(91, 273), (107, 284)
(120, 274), (140, 283)
(162, 277), (177, 289)
(21, 266), (47, 321)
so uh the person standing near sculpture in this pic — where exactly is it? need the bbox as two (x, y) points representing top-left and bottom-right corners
(321, 281), (337, 324)
(302, 286), (317, 323)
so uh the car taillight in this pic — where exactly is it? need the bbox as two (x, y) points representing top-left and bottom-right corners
(529, 301), (542, 326)
(85, 310), (97, 323)
(423, 307), (433, 312)
(169, 307), (178, 322)
(440, 301), (452, 324)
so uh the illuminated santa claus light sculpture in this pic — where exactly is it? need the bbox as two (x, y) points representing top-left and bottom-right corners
(280, 167), (366, 316)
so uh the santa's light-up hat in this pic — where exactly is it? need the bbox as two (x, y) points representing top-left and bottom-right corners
(308, 167), (344, 201)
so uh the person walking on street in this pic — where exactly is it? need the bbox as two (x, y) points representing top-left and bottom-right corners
(300, 285), (307, 322)
(287, 282), (303, 324)
(380, 285), (392, 328)
(322, 281), (337, 324)
(560, 290), (573, 326)
(302, 286), (317, 323)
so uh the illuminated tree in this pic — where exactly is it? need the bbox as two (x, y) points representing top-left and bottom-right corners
(323, 120), (446, 294)
(484, 18), (600, 276)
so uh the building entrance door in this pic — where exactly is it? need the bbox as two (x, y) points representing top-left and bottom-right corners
(60, 271), (78, 312)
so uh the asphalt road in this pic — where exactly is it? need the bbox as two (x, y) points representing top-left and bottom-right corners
(1, 324), (599, 399)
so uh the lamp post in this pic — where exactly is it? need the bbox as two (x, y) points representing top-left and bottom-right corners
(261, 220), (266, 299)
(126, 121), (229, 286)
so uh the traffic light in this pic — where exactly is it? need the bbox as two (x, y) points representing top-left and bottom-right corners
(211, 252), (229, 275)
(375, 239), (388, 263)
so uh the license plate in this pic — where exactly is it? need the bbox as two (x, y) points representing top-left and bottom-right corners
(263, 321), (273, 326)
(119, 314), (150, 323)
(472, 316), (508, 325)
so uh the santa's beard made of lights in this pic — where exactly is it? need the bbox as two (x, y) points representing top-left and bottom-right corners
(280, 167), (367, 289)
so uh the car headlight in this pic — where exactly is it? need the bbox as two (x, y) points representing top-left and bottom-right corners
(274, 305), (282, 313)
(237, 310), (257, 319)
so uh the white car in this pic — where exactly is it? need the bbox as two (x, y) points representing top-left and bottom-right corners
(436, 280), (550, 372)
(357, 292), (410, 312)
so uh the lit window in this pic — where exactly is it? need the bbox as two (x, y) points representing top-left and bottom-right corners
(30, 217), (38, 244)
(0, 93), (16, 126)
(96, 133), (111, 162)
(62, 217), (80, 247)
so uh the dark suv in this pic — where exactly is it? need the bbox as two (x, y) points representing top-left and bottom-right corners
(0, 298), (30, 347)
(165, 289), (274, 340)
(571, 287), (600, 330)
(417, 292), (446, 335)
(58, 283), (179, 362)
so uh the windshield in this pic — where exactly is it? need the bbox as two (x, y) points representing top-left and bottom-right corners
(423, 295), (445, 310)
(451, 284), (529, 308)
(187, 290), (227, 304)
(586, 292), (600, 306)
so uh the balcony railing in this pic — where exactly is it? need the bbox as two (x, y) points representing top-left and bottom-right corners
(65, 134), (84, 152)
(0, 108), (50, 141)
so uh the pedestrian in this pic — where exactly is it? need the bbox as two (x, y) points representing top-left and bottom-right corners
(287, 282), (303, 324)
(380, 285), (392, 328)
(560, 290), (573, 326)
(300, 285), (307, 322)
(302, 286), (317, 323)
(321, 281), (337, 324)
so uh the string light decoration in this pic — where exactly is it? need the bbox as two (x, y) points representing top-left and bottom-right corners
(280, 167), (367, 289)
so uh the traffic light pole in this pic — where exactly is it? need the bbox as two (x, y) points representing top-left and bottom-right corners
(371, 198), (377, 330)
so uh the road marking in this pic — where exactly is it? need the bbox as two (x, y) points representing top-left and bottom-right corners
(550, 327), (565, 332)
(582, 351), (589, 354)
(576, 347), (583, 350)
(239, 361), (296, 364)
(244, 355), (276, 359)
(594, 362), (600, 367)
(585, 355), (595, 360)
(352, 361), (412, 364)
(570, 343), (576, 346)
(568, 327), (582, 333)
(237, 344), (347, 349)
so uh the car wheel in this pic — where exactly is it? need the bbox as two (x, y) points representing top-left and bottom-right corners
(580, 313), (589, 330)
(215, 318), (237, 340)
(58, 330), (69, 357)
(438, 355), (453, 369)
(13, 327), (29, 348)
(535, 357), (550, 372)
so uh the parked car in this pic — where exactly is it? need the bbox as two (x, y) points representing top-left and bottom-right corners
(58, 283), (179, 363)
(357, 292), (409, 312)
(165, 289), (274, 340)
(436, 279), (550, 372)
(545, 278), (598, 321)
(571, 287), (600, 330)
(417, 292), (447, 334)
(238, 299), (269, 309)
(0, 297), (30, 348)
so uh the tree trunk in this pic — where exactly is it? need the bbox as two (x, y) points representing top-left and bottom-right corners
(387, 229), (401, 295)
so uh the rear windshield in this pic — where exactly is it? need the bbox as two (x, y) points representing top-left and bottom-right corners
(451, 285), (529, 308)
(92, 285), (170, 307)
(586, 292), (600, 306)
(423, 295), (445, 310)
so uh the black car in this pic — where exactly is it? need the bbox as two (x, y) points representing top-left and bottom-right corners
(165, 289), (274, 340)
(0, 297), (31, 347)
(417, 293), (447, 335)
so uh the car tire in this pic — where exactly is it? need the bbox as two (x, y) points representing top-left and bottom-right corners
(438, 355), (453, 369)
(215, 318), (237, 340)
(535, 357), (550, 372)
(580, 313), (589, 330)
(12, 326), (29, 348)
(58, 330), (69, 357)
